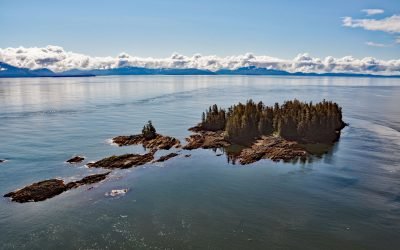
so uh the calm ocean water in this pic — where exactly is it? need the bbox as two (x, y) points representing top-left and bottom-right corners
(0, 75), (400, 249)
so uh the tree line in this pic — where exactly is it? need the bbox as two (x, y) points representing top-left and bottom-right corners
(200, 99), (346, 144)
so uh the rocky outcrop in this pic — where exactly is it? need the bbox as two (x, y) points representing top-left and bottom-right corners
(183, 127), (312, 165)
(4, 172), (110, 203)
(183, 128), (230, 150)
(65, 172), (111, 188)
(66, 156), (85, 164)
(0, 159), (5, 163)
(237, 136), (308, 164)
(113, 134), (181, 150)
(154, 153), (179, 162)
(87, 151), (155, 169)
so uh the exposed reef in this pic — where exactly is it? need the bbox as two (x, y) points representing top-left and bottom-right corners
(66, 156), (85, 164)
(154, 153), (179, 162)
(87, 151), (155, 169)
(113, 134), (181, 150)
(4, 172), (110, 203)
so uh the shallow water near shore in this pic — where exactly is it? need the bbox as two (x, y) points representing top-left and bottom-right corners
(1, 75), (400, 249)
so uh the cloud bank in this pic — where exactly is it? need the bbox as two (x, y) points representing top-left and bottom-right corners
(361, 9), (384, 16)
(0, 45), (400, 75)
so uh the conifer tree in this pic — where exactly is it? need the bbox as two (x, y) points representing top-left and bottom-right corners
(142, 120), (157, 140)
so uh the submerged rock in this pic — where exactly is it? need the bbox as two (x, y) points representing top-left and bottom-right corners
(4, 172), (110, 203)
(154, 153), (179, 162)
(112, 134), (180, 150)
(87, 152), (155, 169)
(66, 156), (85, 164)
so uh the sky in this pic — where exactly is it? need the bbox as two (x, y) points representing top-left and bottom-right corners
(0, 0), (399, 74)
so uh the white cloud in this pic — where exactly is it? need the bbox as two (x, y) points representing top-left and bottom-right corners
(361, 9), (384, 16)
(0, 45), (400, 75)
(365, 41), (387, 47)
(343, 15), (400, 33)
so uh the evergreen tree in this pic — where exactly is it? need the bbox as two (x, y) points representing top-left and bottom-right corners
(142, 120), (157, 140)
(199, 99), (345, 144)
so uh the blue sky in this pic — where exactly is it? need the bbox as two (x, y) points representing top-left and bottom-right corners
(0, 0), (399, 60)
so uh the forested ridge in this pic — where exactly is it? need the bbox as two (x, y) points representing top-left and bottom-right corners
(200, 99), (346, 144)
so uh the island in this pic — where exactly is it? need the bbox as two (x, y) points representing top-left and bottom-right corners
(87, 121), (181, 169)
(184, 99), (346, 164)
(112, 120), (181, 150)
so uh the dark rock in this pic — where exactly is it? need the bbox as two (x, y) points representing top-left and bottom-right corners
(66, 156), (85, 164)
(112, 134), (180, 150)
(4, 172), (110, 203)
(184, 154), (191, 158)
(4, 179), (66, 203)
(65, 172), (110, 189)
(216, 154), (223, 156)
(0, 159), (5, 163)
(154, 153), (179, 162)
(87, 152), (155, 169)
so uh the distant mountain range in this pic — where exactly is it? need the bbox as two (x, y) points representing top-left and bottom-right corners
(0, 62), (95, 78)
(1, 62), (399, 78)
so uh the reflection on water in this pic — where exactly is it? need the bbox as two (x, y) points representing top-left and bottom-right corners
(0, 76), (400, 249)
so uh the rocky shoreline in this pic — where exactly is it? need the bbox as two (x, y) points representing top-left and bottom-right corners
(112, 133), (181, 150)
(4, 172), (110, 203)
(87, 151), (156, 169)
(235, 136), (308, 164)
(183, 127), (310, 164)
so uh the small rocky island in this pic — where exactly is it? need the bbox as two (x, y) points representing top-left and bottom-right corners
(112, 121), (181, 150)
(184, 99), (346, 164)
(88, 151), (156, 169)
(4, 172), (110, 203)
